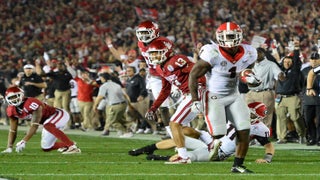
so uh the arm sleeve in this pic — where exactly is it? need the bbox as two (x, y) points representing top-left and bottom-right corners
(150, 79), (171, 111)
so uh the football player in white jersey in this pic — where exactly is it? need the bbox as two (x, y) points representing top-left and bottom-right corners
(189, 22), (260, 173)
(129, 102), (274, 164)
(214, 102), (275, 164)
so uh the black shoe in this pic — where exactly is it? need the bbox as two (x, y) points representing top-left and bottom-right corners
(101, 130), (109, 136)
(146, 154), (170, 161)
(95, 127), (104, 131)
(128, 145), (155, 156)
(307, 140), (316, 146)
(231, 165), (254, 173)
(69, 124), (76, 129)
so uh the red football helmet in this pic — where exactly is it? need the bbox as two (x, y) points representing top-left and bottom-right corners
(147, 39), (173, 65)
(136, 21), (160, 43)
(5, 87), (25, 106)
(248, 102), (268, 124)
(216, 22), (243, 47)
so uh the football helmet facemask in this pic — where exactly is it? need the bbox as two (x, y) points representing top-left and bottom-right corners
(136, 21), (160, 43)
(216, 22), (243, 48)
(5, 87), (25, 106)
(248, 102), (267, 124)
(147, 39), (173, 65)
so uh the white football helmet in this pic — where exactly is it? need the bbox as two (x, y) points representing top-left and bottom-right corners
(216, 22), (243, 48)
(136, 21), (160, 43)
(5, 87), (25, 106)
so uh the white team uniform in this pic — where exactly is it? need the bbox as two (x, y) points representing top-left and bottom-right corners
(199, 43), (257, 135)
(69, 79), (80, 113)
(166, 126), (210, 162)
(218, 121), (270, 160)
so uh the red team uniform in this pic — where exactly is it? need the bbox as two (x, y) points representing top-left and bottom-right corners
(145, 38), (206, 164)
(149, 54), (206, 125)
(3, 87), (80, 154)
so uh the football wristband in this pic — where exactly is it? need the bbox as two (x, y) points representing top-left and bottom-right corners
(264, 153), (273, 163)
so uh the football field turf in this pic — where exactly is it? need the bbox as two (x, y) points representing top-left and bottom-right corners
(0, 125), (320, 180)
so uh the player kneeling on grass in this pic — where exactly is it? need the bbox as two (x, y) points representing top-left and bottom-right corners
(1, 87), (81, 154)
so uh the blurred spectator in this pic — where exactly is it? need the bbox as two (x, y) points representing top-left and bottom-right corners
(125, 66), (151, 134)
(93, 73), (133, 137)
(246, 48), (285, 133)
(303, 52), (320, 146)
(275, 39), (306, 144)
(19, 64), (47, 101)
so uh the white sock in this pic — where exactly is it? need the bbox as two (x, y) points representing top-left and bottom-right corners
(199, 130), (213, 145)
(177, 147), (188, 159)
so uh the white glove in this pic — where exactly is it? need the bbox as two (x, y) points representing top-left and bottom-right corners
(1, 147), (13, 153)
(191, 101), (203, 114)
(170, 89), (181, 98)
(15, 140), (26, 153)
(245, 73), (261, 85)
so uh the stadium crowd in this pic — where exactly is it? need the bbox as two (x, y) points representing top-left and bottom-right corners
(0, 0), (320, 152)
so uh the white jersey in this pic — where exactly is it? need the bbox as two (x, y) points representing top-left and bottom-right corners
(69, 79), (78, 97)
(166, 126), (210, 162)
(219, 121), (270, 160)
(199, 43), (257, 95)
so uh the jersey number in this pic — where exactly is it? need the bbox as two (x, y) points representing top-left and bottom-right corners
(229, 66), (237, 78)
(29, 102), (39, 110)
(175, 58), (186, 67)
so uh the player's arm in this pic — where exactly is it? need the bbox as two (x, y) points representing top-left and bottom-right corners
(22, 105), (43, 142)
(306, 69), (317, 96)
(255, 136), (275, 163)
(149, 79), (171, 111)
(93, 95), (104, 112)
(2, 117), (19, 153)
(189, 60), (211, 101)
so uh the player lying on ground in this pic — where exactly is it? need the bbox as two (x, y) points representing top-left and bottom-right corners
(129, 102), (274, 163)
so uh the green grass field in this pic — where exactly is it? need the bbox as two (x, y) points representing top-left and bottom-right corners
(0, 126), (320, 180)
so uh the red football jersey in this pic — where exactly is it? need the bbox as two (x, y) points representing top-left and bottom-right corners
(138, 36), (173, 77)
(150, 54), (206, 111)
(6, 97), (57, 124)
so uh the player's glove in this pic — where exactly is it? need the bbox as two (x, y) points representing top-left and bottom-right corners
(191, 101), (203, 114)
(245, 73), (261, 85)
(1, 147), (12, 153)
(145, 110), (157, 121)
(15, 140), (26, 153)
(170, 89), (181, 99)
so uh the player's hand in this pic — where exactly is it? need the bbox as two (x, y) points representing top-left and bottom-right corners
(1, 147), (12, 153)
(145, 110), (157, 121)
(255, 158), (269, 164)
(245, 73), (261, 85)
(191, 101), (203, 114)
(170, 89), (181, 98)
(15, 140), (26, 153)
(306, 89), (316, 96)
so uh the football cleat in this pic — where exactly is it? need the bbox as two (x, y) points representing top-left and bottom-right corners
(62, 145), (81, 154)
(231, 165), (254, 173)
(146, 154), (170, 161)
(164, 156), (191, 164)
(57, 147), (68, 153)
(128, 145), (155, 156)
(208, 139), (222, 161)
